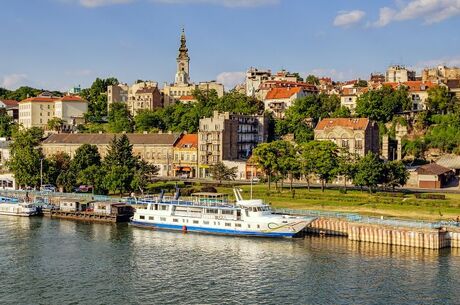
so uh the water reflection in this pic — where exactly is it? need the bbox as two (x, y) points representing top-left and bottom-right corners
(1, 217), (460, 305)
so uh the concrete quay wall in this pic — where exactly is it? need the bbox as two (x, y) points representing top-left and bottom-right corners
(306, 217), (458, 250)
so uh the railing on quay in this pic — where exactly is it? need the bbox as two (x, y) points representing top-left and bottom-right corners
(273, 208), (460, 230)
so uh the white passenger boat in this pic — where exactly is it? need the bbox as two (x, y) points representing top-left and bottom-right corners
(0, 197), (38, 217)
(131, 189), (316, 238)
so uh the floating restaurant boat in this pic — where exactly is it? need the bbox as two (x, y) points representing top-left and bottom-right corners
(131, 188), (316, 238)
(0, 197), (38, 217)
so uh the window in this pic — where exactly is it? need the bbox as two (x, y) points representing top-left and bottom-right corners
(149, 216), (154, 220)
(225, 223), (231, 227)
(355, 139), (363, 149)
(257, 224), (260, 229)
(235, 223), (242, 228)
(247, 224), (251, 228)
(341, 139), (349, 148)
(193, 220), (199, 224)
(160, 205), (168, 211)
(221, 210), (233, 215)
(173, 219), (178, 223)
(203, 221), (209, 225)
(160, 217), (166, 221)
(140, 215), (145, 220)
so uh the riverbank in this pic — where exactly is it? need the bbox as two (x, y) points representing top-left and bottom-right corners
(217, 185), (460, 221)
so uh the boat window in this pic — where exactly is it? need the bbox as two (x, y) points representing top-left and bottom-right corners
(225, 223), (231, 227)
(257, 224), (260, 229)
(221, 210), (233, 215)
(203, 221), (209, 225)
(149, 216), (154, 220)
(235, 223), (242, 228)
(154, 204), (158, 210)
(160, 205), (168, 211)
(160, 217), (166, 221)
(173, 219), (178, 223)
(206, 209), (218, 214)
(193, 220), (199, 224)
(140, 215), (145, 220)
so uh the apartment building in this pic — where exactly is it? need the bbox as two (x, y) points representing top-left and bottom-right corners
(386, 65), (416, 83)
(173, 134), (198, 178)
(422, 65), (460, 83)
(197, 111), (268, 178)
(41, 133), (182, 177)
(18, 94), (88, 130)
(314, 118), (379, 158)
(263, 87), (307, 118)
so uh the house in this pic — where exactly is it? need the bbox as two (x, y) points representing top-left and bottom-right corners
(314, 118), (379, 157)
(173, 134), (198, 178)
(383, 81), (436, 111)
(416, 163), (454, 189)
(0, 99), (19, 120)
(340, 86), (368, 113)
(263, 87), (306, 118)
(436, 154), (460, 175)
(41, 133), (182, 177)
(128, 86), (162, 115)
(386, 65), (416, 82)
(198, 111), (268, 178)
(18, 94), (88, 130)
(445, 79), (460, 99)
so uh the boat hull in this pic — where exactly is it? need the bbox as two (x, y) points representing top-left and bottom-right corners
(130, 220), (308, 238)
(0, 211), (37, 217)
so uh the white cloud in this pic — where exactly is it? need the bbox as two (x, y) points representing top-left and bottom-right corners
(372, 0), (460, 27)
(1, 74), (29, 90)
(306, 68), (362, 82)
(152, 0), (279, 7)
(77, 0), (134, 8)
(65, 0), (278, 7)
(411, 55), (460, 72)
(216, 71), (245, 89)
(333, 10), (366, 27)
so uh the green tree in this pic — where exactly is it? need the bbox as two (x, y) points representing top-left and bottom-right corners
(336, 150), (357, 191)
(56, 170), (76, 193)
(307, 140), (339, 192)
(107, 102), (134, 133)
(82, 77), (119, 122)
(47, 117), (64, 132)
(46, 152), (71, 186)
(105, 165), (132, 196)
(252, 142), (280, 190)
(355, 86), (409, 122)
(131, 159), (159, 194)
(216, 90), (263, 115)
(0, 108), (14, 137)
(305, 75), (319, 85)
(353, 152), (383, 192)
(78, 165), (107, 195)
(209, 162), (238, 184)
(426, 86), (456, 115)
(382, 161), (409, 191)
(7, 128), (44, 188)
(70, 144), (101, 173)
(354, 80), (368, 88)
(134, 109), (165, 132)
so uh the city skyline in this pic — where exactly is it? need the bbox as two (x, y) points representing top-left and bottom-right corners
(1, 0), (460, 91)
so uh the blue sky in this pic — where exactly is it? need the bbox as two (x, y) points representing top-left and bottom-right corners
(1, 0), (460, 91)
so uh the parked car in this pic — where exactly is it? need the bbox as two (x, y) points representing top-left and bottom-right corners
(74, 185), (93, 193)
(40, 184), (56, 192)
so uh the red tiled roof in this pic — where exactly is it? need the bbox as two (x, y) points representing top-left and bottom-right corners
(383, 81), (435, 92)
(179, 95), (195, 101)
(315, 118), (370, 131)
(174, 134), (198, 149)
(265, 87), (303, 100)
(0, 99), (18, 107)
(417, 163), (452, 176)
(20, 95), (86, 103)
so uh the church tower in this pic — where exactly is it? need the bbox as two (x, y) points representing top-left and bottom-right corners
(175, 28), (190, 85)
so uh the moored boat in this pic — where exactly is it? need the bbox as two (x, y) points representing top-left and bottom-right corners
(131, 188), (315, 238)
(0, 197), (38, 217)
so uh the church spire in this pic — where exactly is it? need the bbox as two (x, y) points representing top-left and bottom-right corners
(178, 28), (189, 60)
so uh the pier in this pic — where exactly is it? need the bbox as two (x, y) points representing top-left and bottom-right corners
(303, 216), (460, 250)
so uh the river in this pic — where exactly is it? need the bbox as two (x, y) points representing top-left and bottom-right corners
(1, 216), (459, 305)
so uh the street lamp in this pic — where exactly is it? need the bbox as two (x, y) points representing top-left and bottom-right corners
(40, 158), (43, 190)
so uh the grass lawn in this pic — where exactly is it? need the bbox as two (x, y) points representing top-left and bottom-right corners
(216, 184), (460, 221)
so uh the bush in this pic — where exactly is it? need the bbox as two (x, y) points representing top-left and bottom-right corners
(414, 193), (446, 200)
(200, 186), (218, 193)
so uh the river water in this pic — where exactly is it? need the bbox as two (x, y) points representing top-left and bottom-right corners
(1, 216), (460, 305)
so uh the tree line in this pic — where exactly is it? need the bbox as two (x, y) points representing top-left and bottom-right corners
(252, 140), (409, 193)
(7, 128), (158, 195)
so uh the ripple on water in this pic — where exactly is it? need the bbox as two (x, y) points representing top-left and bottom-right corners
(1, 217), (460, 305)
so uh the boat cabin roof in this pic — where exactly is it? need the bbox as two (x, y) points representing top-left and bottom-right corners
(192, 192), (228, 198)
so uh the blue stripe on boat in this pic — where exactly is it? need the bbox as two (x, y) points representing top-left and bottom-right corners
(131, 221), (297, 238)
